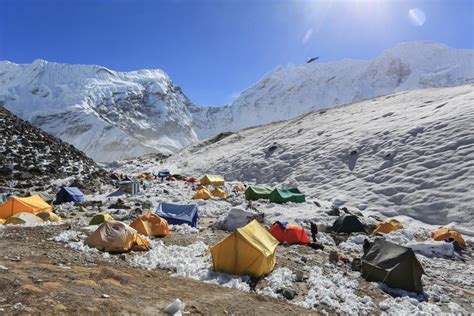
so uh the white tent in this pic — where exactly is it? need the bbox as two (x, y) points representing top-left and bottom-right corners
(219, 207), (258, 231)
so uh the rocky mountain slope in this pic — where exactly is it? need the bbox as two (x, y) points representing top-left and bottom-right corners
(1, 41), (473, 161)
(120, 85), (474, 233)
(0, 106), (108, 193)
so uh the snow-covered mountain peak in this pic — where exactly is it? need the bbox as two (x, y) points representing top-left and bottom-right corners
(1, 41), (473, 161)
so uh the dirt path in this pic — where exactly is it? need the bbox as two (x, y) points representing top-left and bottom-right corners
(0, 225), (316, 315)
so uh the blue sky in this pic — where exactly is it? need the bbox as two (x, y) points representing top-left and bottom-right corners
(0, 0), (472, 106)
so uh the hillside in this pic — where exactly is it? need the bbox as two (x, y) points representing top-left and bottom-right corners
(120, 85), (474, 233)
(0, 106), (108, 193)
(1, 41), (473, 161)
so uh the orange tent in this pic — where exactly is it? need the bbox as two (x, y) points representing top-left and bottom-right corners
(431, 227), (466, 248)
(269, 222), (310, 244)
(130, 214), (170, 237)
(211, 188), (227, 199)
(372, 219), (404, 235)
(193, 189), (212, 200)
(0, 195), (52, 219)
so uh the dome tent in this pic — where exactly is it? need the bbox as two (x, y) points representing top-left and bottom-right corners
(0, 195), (52, 219)
(89, 213), (114, 225)
(269, 221), (310, 244)
(130, 214), (170, 237)
(332, 215), (366, 234)
(361, 238), (424, 292)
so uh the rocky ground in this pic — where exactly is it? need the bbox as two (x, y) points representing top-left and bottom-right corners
(1, 178), (471, 315)
(0, 106), (108, 194)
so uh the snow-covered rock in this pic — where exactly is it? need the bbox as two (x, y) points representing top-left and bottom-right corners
(1, 41), (473, 161)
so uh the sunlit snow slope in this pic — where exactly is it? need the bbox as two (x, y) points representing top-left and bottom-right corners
(164, 85), (474, 232)
(0, 41), (473, 161)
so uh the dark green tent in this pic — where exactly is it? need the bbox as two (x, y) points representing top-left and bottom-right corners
(332, 215), (366, 233)
(269, 188), (305, 204)
(361, 238), (424, 292)
(245, 185), (274, 201)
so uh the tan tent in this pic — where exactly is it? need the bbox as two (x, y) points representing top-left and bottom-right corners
(37, 212), (62, 222)
(200, 175), (224, 186)
(85, 221), (150, 253)
(130, 214), (170, 237)
(372, 219), (404, 235)
(210, 220), (278, 278)
(193, 189), (212, 200)
(5, 212), (44, 225)
(431, 227), (466, 248)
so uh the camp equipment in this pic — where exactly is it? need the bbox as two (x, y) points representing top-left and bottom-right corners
(372, 219), (404, 235)
(219, 207), (258, 231)
(28, 191), (54, 204)
(210, 220), (278, 278)
(200, 175), (224, 186)
(156, 202), (199, 228)
(55, 187), (84, 204)
(431, 227), (466, 248)
(211, 188), (227, 199)
(332, 215), (366, 233)
(118, 180), (140, 195)
(269, 188), (305, 204)
(37, 212), (62, 222)
(85, 221), (150, 253)
(0, 195), (52, 219)
(232, 184), (246, 193)
(0, 193), (9, 204)
(361, 238), (424, 292)
(130, 214), (170, 237)
(192, 189), (212, 200)
(89, 213), (114, 225)
(4, 212), (44, 225)
(269, 221), (310, 244)
(244, 185), (274, 201)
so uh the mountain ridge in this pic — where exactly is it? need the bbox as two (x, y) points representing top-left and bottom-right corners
(1, 41), (473, 161)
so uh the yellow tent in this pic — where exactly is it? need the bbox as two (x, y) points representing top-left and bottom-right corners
(4, 212), (44, 225)
(37, 212), (62, 222)
(211, 188), (227, 199)
(130, 214), (170, 237)
(0, 195), (52, 219)
(89, 213), (114, 225)
(210, 220), (278, 278)
(200, 175), (225, 186)
(85, 221), (150, 253)
(372, 219), (404, 235)
(193, 189), (212, 200)
(431, 227), (466, 248)
(0, 218), (6, 225)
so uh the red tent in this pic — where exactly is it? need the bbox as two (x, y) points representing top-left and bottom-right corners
(269, 221), (310, 244)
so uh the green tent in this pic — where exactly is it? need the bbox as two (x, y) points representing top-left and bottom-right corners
(89, 213), (114, 225)
(269, 188), (305, 204)
(28, 191), (54, 204)
(361, 238), (424, 292)
(245, 185), (274, 201)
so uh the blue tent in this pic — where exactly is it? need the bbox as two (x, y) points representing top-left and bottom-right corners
(156, 202), (199, 227)
(158, 169), (171, 179)
(56, 187), (84, 204)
